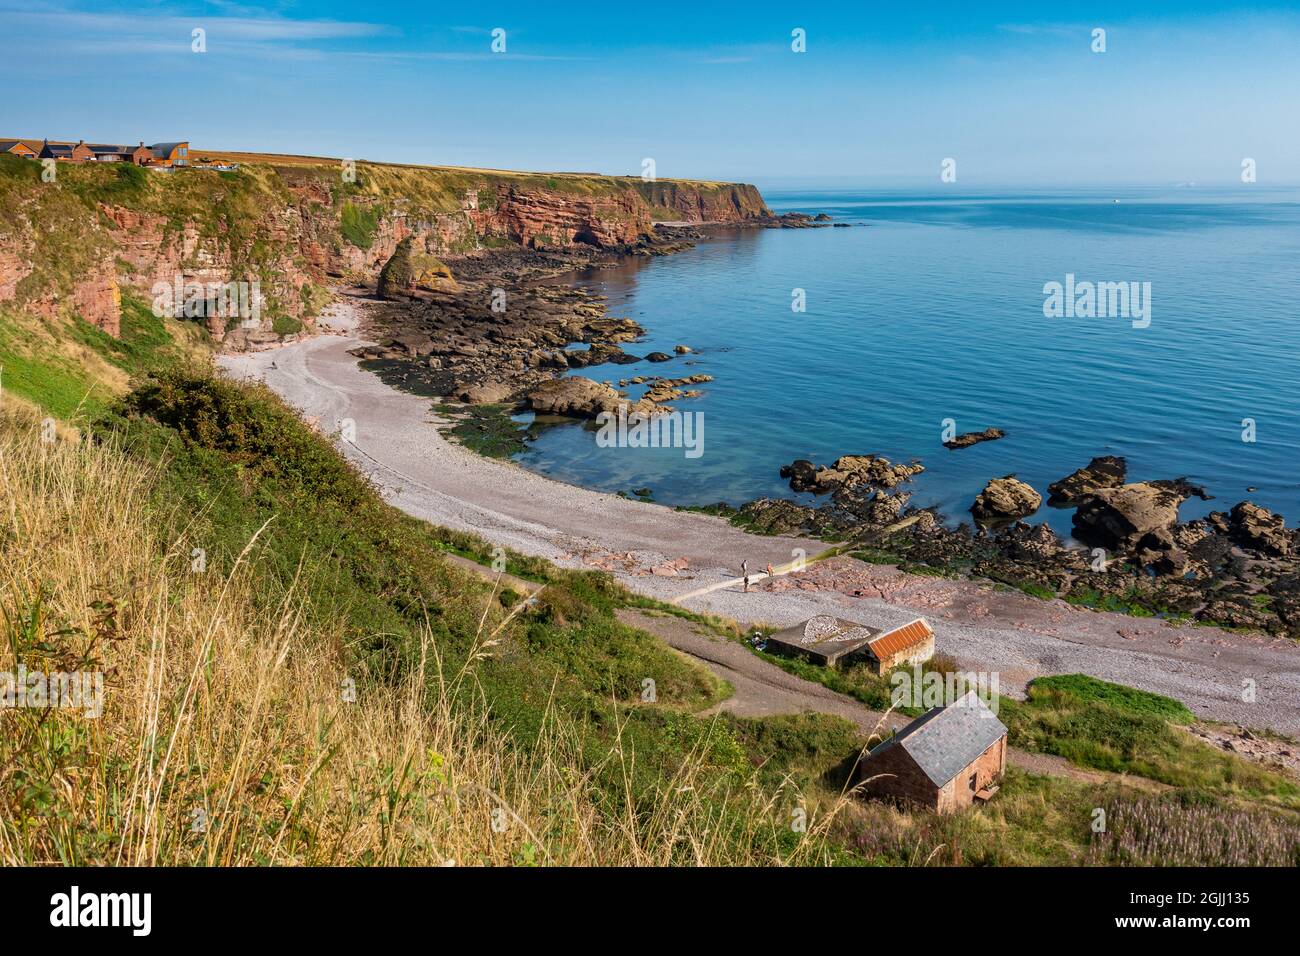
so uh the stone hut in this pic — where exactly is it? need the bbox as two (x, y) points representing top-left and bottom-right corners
(856, 690), (1007, 813)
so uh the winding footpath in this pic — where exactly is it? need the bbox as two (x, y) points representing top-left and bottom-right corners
(219, 301), (1300, 736)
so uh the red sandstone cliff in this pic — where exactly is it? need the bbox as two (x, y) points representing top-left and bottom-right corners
(0, 158), (770, 348)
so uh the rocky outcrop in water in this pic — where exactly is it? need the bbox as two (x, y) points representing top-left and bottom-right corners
(944, 427), (1005, 450)
(781, 455), (924, 495)
(1072, 482), (1188, 557)
(1047, 455), (1128, 505)
(971, 476), (1042, 525)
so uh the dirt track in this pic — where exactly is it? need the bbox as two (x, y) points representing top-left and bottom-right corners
(615, 608), (1128, 785)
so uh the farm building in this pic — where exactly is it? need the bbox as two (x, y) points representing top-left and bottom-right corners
(88, 142), (154, 165)
(856, 690), (1007, 813)
(0, 140), (37, 159)
(39, 139), (94, 162)
(148, 142), (190, 167)
(765, 615), (935, 673)
(16, 138), (189, 166)
(866, 618), (935, 672)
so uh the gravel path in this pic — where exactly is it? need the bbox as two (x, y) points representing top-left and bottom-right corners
(218, 310), (1300, 736)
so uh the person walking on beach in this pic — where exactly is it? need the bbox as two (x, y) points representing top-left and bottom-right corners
(741, 559), (749, 593)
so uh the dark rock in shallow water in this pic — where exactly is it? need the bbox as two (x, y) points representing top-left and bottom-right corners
(1048, 455), (1127, 505)
(564, 343), (638, 368)
(645, 352), (674, 362)
(944, 427), (1005, 450)
(780, 459), (820, 493)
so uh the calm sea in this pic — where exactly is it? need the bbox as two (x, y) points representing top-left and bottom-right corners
(516, 186), (1300, 536)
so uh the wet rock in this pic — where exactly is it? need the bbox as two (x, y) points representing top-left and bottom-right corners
(781, 454), (923, 495)
(864, 491), (911, 525)
(943, 427), (1005, 450)
(1198, 597), (1271, 630)
(780, 459), (820, 493)
(386, 333), (436, 357)
(736, 498), (838, 536)
(971, 476), (1042, 525)
(673, 344), (692, 354)
(832, 455), (925, 489)
(564, 343), (638, 368)
(1047, 455), (1127, 505)
(526, 377), (622, 418)
(457, 381), (516, 404)
(1228, 501), (1292, 556)
(645, 352), (673, 362)
(1072, 482), (1187, 554)
(1001, 521), (1063, 561)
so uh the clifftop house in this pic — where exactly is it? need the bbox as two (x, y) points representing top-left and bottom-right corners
(765, 615), (935, 673)
(9, 138), (191, 167)
(856, 690), (1008, 813)
(0, 140), (38, 159)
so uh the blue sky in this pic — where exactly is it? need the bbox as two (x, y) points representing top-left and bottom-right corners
(2, 1), (1298, 187)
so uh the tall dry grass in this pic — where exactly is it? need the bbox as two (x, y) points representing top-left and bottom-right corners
(0, 421), (850, 865)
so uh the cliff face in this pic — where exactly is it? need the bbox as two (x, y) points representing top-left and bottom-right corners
(0, 155), (769, 349)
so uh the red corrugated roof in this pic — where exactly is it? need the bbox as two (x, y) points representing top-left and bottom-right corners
(867, 618), (934, 659)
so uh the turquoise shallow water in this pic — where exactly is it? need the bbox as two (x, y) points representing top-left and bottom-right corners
(515, 187), (1300, 536)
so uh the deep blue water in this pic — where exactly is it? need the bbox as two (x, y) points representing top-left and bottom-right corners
(515, 187), (1300, 536)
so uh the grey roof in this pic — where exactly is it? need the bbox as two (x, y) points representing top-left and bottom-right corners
(150, 142), (187, 156)
(873, 690), (1007, 786)
(0, 140), (31, 152)
(766, 615), (880, 663)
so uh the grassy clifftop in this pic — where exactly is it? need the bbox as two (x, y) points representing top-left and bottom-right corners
(203, 147), (770, 219)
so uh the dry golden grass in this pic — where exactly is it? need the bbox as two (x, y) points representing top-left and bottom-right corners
(0, 420), (853, 866)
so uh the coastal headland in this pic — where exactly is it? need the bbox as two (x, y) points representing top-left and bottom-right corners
(4, 150), (1297, 732)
